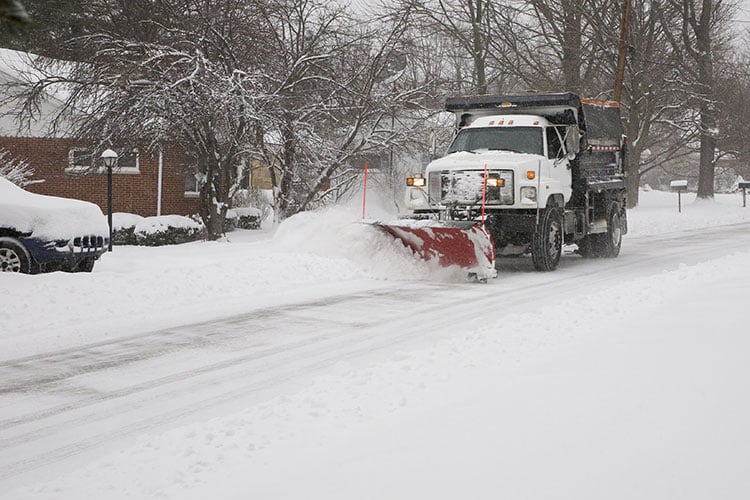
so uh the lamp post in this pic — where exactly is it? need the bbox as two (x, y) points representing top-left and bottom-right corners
(101, 149), (118, 251)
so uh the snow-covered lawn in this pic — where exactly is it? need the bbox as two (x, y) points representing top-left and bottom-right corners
(4, 189), (750, 499)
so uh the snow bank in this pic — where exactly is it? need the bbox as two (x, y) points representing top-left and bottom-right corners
(628, 189), (750, 236)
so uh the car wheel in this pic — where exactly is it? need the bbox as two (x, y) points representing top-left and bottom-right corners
(0, 239), (32, 273)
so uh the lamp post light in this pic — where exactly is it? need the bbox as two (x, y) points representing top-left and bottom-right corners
(101, 148), (118, 251)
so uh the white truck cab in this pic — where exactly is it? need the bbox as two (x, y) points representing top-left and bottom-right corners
(407, 113), (578, 212)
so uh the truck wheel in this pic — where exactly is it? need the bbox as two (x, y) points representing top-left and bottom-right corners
(598, 204), (623, 258)
(531, 208), (562, 271)
(576, 204), (623, 259)
(0, 239), (32, 273)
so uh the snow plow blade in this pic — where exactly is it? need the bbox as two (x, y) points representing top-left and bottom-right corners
(372, 220), (497, 280)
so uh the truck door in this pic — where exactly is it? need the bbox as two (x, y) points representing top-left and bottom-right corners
(546, 126), (573, 203)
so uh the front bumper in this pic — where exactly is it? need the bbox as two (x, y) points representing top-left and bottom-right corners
(23, 235), (108, 269)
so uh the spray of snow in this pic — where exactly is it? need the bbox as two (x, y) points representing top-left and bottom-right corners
(272, 206), (459, 280)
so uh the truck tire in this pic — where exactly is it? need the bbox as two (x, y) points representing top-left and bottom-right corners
(578, 203), (622, 259)
(0, 239), (32, 274)
(531, 207), (562, 271)
(597, 203), (623, 258)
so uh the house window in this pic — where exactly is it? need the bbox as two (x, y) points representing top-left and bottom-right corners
(240, 167), (250, 190)
(116, 148), (140, 174)
(66, 147), (140, 174)
(185, 172), (203, 198)
(66, 147), (94, 172)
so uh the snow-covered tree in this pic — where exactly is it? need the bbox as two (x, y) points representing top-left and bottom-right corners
(7, 0), (430, 231)
(252, 0), (430, 219)
(8, 1), (274, 238)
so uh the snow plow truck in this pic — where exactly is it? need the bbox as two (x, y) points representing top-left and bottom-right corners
(374, 92), (627, 279)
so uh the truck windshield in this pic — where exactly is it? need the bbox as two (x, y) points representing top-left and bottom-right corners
(447, 127), (543, 155)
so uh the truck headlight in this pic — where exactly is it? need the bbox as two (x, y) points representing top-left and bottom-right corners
(407, 176), (425, 187)
(520, 186), (537, 202)
(485, 177), (505, 188)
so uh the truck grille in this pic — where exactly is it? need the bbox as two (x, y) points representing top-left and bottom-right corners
(431, 170), (514, 206)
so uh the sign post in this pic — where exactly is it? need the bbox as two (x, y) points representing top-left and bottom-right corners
(670, 180), (688, 213)
(739, 181), (750, 208)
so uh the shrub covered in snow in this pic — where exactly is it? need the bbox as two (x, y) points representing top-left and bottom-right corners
(134, 215), (205, 246)
(113, 209), (259, 246)
(112, 214), (205, 246)
(111, 213), (145, 245)
(226, 207), (262, 230)
(232, 188), (272, 222)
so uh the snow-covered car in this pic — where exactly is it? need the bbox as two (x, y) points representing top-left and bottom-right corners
(0, 176), (109, 273)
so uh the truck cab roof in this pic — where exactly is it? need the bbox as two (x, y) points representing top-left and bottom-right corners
(446, 92), (623, 147)
(463, 114), (552, 129)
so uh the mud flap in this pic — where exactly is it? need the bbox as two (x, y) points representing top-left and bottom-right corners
(371, 220), (497, 280)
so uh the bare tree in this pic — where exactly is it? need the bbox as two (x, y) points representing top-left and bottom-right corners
(715, 48), (750, 171)
(407, 0), (507, 94)
(491, 0), (616, 96)
(660, 0), (736, 198)
(612, 0), (687, 206)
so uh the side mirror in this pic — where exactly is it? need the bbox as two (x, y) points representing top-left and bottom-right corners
(564, 125), (580, 154)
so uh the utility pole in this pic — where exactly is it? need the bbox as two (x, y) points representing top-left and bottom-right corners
(613, 0), (632, 102)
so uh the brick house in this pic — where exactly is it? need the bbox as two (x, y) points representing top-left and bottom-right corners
(0, 49), (199, 217)
(0, 136), (200, 217)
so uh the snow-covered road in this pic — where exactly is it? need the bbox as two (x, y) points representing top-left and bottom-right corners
(3, 209), (750, 497)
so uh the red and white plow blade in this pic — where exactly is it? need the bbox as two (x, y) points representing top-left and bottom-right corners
(372, 220), (497, 280)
